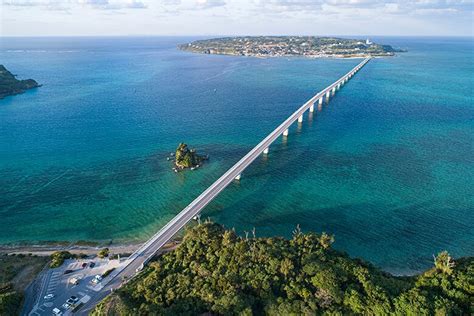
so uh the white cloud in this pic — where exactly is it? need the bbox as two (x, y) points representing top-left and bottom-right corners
(195, 0), (225, 8)
(2, 0), (147, 9)
(1, 0), (472, 36)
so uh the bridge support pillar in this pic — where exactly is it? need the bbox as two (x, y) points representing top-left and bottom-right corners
(326, 91), (330, 99)
(235, 174), (241, 181)
(332, 87), (336, 94)
(263, 147), (269, 155)
(298, 115), (303, 123)
(309, 103), (314, 112)
(283, 129), (289, 137)
(319, 98), (323, 105)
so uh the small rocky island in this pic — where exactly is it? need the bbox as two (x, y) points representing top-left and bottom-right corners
(0, 65), (40, 99)
(179, 36), (404, 58)
(171, 143), (208, 172)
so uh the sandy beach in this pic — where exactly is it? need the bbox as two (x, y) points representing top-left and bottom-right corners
(0, 240), (180, 257)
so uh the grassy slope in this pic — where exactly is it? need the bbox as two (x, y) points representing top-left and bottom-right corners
(0, 254), (48, 315)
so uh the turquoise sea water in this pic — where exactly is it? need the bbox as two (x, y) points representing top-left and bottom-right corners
(0, 37), (473, 273)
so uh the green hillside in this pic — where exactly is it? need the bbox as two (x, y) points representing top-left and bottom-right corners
(94, 222), (473, 315)
(0, 65), (39, 99)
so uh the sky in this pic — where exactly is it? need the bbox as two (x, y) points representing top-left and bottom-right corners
(1, 0), (473, 36)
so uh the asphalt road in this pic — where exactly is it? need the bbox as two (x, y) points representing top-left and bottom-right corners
(63, 57), (371, 315)
(26, 259), (120, 316)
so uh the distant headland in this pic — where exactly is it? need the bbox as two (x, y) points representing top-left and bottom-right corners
(0, 65), (40, 99)
(179, 36), (405, 58)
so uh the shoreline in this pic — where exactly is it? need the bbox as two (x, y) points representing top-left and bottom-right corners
(0, 240), (425, 277)
(0, 238), (180, 257)
(0, 221), (190, 256)
(0, 243), (142, 257)
(180, 49), (394, 59)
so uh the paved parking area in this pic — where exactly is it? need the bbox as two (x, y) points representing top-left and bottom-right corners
(28, 257), (125, 315)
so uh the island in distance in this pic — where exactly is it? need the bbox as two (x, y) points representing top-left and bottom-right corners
(179, 36), (405, 58)
(0, 65), (40, 99)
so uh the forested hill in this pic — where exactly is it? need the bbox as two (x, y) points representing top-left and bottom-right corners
(0, 65), (39, 99)
(93, 222), (473, 315)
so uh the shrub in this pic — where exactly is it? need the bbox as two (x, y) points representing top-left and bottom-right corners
(102, 268), (116, 278)
(50, 251), (73, 268)
(98, 248), (110, 259)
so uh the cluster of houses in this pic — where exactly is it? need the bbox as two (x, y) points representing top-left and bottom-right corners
(187, 37), (387, 58)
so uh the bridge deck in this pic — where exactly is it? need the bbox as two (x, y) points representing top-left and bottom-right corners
(77, 56), (371, 315)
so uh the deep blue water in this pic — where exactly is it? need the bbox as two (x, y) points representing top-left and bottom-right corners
(0, 36), (473, 273)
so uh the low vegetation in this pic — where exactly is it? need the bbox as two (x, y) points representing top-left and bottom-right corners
(93, 222), (473, 315)
(50, 251), (74, 268)
(98, 248), (110, 259)
(102, 268), (116, 278)
(0, 285), (21, 316)
(0, 253), (48, 315)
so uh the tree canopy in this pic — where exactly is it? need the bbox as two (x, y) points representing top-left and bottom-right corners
(94, 222), (473, 315)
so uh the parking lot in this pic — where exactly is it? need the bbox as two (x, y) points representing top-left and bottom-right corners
(29, 257), (124, 315)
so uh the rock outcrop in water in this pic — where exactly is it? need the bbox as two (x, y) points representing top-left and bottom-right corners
(174, 143), (208, 170)
(0, 65), (40, 99)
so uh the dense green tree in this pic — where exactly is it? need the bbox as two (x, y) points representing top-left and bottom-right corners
(93, 222), (473, 315)
(50, 251), (73, 268)
(0, 290), (22, 316)
(318, 232), (335, 250)
(434, 251), (455, 275)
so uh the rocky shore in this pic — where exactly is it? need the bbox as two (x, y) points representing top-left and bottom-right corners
(171, 143), (208, 172)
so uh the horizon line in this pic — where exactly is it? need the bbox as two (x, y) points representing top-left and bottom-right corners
(2, 34), (473, 38)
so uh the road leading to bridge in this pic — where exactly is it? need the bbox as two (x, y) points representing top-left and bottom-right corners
(76, 57), (371, 315)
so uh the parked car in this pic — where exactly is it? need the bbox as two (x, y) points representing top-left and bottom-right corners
(52, 307), (62, 315)
(62, 302), (71, 309)
(89, 262), (95, 268)
(81, 262), (87, 268)
(64, 270), (73, 274)
(44, 294), (55, 300)
(70, 295), (79, 303)
(91, 274), (103, 285)
(69, 277), (80, 285)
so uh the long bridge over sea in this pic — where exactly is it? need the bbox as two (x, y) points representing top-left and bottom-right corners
(79, 57), (372, 314)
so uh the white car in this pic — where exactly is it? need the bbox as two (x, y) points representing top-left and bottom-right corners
(52, 307), (62, 315)
(44, 294), (55, 300)
(61, 302), (71, 310)
(91, 274), (103, 284)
